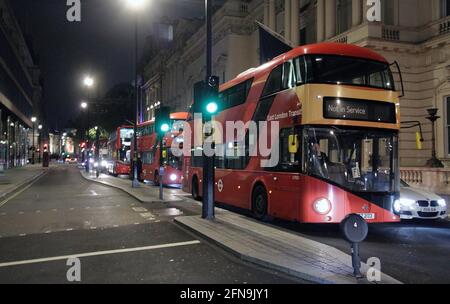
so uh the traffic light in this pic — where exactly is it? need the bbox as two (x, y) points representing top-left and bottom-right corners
(155, 106), (171, 137)
(193, 76), (220, 121)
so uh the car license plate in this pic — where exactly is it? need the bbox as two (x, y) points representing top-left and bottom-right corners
(421, 207), (437, 212)
(357, 213), (376, 220)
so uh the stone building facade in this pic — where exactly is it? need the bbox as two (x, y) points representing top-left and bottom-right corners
(142, 0), (450, 173)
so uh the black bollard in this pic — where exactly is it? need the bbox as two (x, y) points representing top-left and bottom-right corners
(340, 214), (368, 279)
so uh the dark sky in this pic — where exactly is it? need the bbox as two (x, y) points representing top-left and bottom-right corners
(11, 0), (207, 130)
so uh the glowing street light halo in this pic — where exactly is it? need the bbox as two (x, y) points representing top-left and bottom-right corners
(126, 0), (148, 9)
(81, 101), (88, 109)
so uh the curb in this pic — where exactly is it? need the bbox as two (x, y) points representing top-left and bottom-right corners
(174, 217), (329, 284)
(0, 169), (48, 205)
(79, 170), (176, 204)
(174, 216), (402, 285)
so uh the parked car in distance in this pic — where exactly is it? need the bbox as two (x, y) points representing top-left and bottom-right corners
(397, 180), (447, 220)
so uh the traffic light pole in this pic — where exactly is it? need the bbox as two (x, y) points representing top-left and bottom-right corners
(159, 136), (164, 200)
(202, 0), (215, 220)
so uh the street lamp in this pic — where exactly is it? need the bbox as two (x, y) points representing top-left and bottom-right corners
(81, 102), (88, 109)
(80, 101), (90, 169)
(84, 76), (94, 88)
(31, 117), (37, 165)
(126, 0), (148, 188)
(38, 124), (43, 163)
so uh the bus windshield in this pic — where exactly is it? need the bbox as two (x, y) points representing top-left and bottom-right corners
(298, 55), (395, 90)
(303, 127), (399, 193)
(167, 149), (182, 170)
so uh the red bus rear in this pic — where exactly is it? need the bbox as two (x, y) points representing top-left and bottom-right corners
(107, 126), (134, 176)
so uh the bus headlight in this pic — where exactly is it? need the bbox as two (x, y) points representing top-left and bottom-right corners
(94, 162), (99, 168)
(170, 174), (177, 182)
(438, 199), (446, 207)
(89, 159), (94, 164)
(313, 198), (331, 215)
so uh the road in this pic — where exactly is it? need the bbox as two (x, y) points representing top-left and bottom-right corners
(0, 165), (303, 284)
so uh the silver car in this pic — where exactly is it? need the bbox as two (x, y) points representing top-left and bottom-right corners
(397, 180), (448, 220)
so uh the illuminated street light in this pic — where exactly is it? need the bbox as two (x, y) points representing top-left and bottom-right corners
(31, 117), (37, 123)
(81, 102), (88, 109)
(126, 0), (147, 9)
(38, 124), (43, 130)
(84, 76), (94, 87)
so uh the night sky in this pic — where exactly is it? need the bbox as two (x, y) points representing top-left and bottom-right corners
(10, 0), (207, 130)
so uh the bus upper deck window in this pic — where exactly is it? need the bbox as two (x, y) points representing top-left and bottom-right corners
(294, 57), (307, 84)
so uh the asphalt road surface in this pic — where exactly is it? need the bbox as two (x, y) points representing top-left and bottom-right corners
(0, 165), (304, 284)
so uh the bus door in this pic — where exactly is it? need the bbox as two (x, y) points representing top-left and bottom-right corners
(266, 128), (301, 221)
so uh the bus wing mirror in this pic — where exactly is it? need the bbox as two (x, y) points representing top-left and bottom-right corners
(390, 61), (405, 98)
(289, 135), (299, 154)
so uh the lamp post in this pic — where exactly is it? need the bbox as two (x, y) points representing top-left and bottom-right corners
(83, 75), (94, 172)
(426, 108), (444, 168)
(126, 0), (147, 188)
(38, 124), (43, 163)
(81, 101), (88, 165)
(31, 117), (37, 165)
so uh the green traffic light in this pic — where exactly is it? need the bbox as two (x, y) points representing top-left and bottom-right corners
(206, 101), (218, 114)
(160, 123), (170, 133)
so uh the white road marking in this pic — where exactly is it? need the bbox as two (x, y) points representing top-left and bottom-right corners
(132, 207), (148, 213)
(36, 210), (41, 214)
(0, 172), (47, 209)
(52, 209), (57, 212)
(134, 223), (140, 225)
(69, 208), (75, 211)
(0, 240), (201, 268)
(18, 212), (24, 215)
(90, 227), (97, 230)
(45, 231), (51, 234)
(19, 234), (26, 237)
(0, 213), (6, 216)
(113, 225), (119, 228)
(66, 228), (74, 232)
(140, 213), (155, 219)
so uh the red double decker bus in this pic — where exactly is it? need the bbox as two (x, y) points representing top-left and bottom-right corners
(183, 43), (403, 224)
(107, 125), (134, 176)
(136, 112), (188, 187)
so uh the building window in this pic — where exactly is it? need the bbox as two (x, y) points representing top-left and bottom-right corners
(382, 0), (395, 25)
(337, 0), (352, 34)
(442, 0), (450, 17)
(446, 96), (450, 155)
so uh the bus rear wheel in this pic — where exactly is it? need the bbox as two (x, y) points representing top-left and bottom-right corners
(252, 185), (268, 220)
(192, 177), (201, 201)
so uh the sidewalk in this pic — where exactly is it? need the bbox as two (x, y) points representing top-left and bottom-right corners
(79, 170), (183, 203)
(0, 164), (48, 203)
(175, 212), (402, 284)
(80, 170), (401, 284)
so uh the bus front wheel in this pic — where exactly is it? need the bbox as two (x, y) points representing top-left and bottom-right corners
(252, 185), (268, 220)
(192, 177), (201, 201)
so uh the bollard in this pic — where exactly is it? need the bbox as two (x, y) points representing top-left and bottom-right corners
(340, 214), (369, 278)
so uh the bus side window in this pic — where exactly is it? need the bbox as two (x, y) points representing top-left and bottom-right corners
(262, 65), (283, 96)
(282, 61), (296, 89)
(294, 56), (307, 84)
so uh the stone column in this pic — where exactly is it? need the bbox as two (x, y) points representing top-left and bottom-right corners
(291, 0), (300, 46)
(284, 0), (291, 41)
(317, 0), (325, 42)
(325, 0), (337, 39)
(264, 0), (269, 26)
(269, 0), (276, 30)
(352, 0), (362, 26)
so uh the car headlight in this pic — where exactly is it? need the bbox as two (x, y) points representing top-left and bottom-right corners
(393, 199), (401, 213)
(89, 159), (94, 164)
(101, 160), (108, 167)
(170, 174), (177, 181)
(438, 199), (446, 207)
(400, 198), (416, 207)
(94, 162), (99, 168)
(313, 198), (331, 215)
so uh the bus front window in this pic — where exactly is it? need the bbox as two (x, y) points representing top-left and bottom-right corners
(298, 55), (396, 90)
(167, 149), (182, 170)
(304, 127), (399, 193)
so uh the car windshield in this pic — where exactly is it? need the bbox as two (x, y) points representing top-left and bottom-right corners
(303, 127), (399, 193)
(297, 55), (395, 90)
